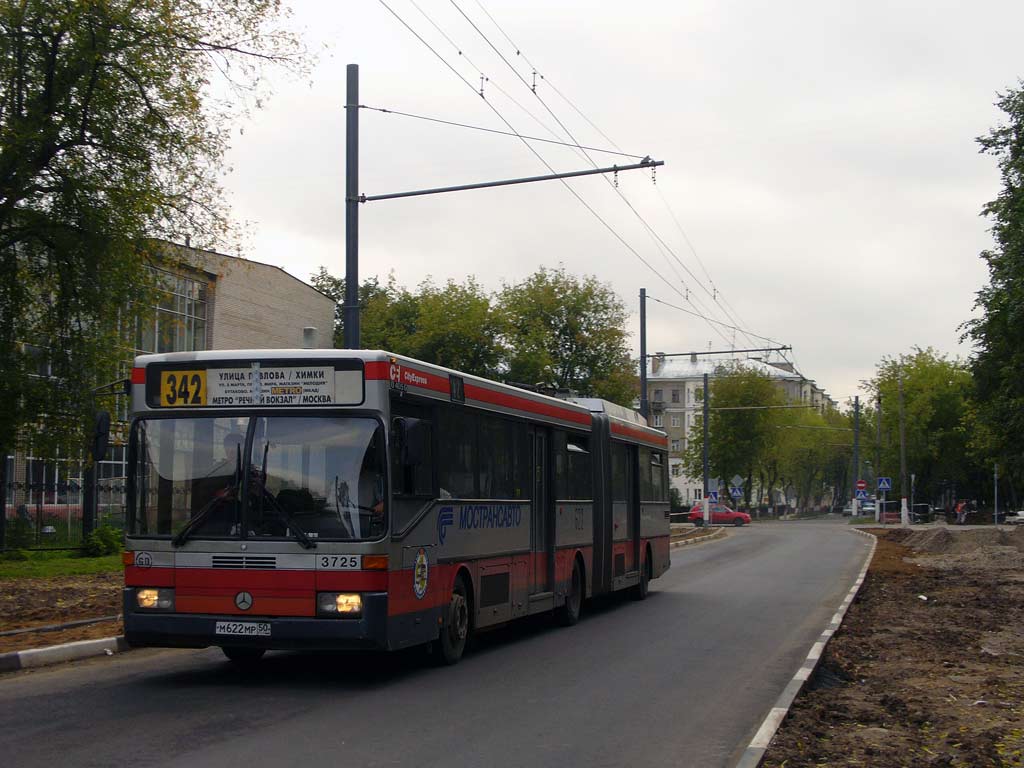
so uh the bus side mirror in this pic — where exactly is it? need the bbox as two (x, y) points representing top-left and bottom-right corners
(92, 411), (111, 462)
(394, 417), (428, 467)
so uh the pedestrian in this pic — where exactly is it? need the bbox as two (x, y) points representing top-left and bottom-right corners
(955, 499), (967, 525)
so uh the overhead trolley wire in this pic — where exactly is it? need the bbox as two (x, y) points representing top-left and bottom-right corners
(376, 0), (687, 303)
(359, 105), (646, 158)
(646, 295), (785, 347)
(451, 0), (744, 347)
(466, 1), (773, 351)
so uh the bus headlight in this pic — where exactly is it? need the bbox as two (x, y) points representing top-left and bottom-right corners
(135, 588), (175, 610)
(317, 592), (362, 617)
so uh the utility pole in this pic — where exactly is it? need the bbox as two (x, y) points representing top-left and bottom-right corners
(343, 63), (360, 349)
(639, 288), (648, 419)
(994, 463), (999, 526)
(898, 370), (909, 525)
(344, 64), (664, 350)
(702, 372), (710, 525)
(852, 395), (860, 517)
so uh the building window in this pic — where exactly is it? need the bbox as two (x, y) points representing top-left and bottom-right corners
(136, 267), (208, 354)
(653, 388), (663, 402)
(671, 464), (681, 477)
(671, 389), (679, 403)
(670, 439), (680, 452)
(652, 414), (663, 428)
(671, 415), (680, 428)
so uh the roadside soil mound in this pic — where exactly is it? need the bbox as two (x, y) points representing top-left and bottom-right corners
(902, 527), (1024, 572)
(762, 530), (1024, 767)
(0, 574), (121, 655)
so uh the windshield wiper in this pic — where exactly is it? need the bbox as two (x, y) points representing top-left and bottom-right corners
(173, 445), (242, 547)
(252, 442), (316, 549)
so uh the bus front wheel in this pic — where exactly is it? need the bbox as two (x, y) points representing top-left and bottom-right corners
(555, 558), (583, 626)
(435, 574), (471, 665)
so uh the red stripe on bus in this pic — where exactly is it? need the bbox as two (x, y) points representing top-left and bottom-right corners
(464, 383), (591, 426)
(131, 367), (146, 384)
(365, 361), (449, 394)
(125, 566), (174, 587)
(610, 421), (668, 447)
(175, 569), (314, 590)
(317, 571), (388, 591)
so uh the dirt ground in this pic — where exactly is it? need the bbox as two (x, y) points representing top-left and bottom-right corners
(0, 573), (122, 654)
(763, 526), (1024, 767)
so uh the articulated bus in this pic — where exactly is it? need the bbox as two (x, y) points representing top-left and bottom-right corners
(123, 350), (670, 664)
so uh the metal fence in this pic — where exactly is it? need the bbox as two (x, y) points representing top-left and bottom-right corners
(3, 470), (125, 549)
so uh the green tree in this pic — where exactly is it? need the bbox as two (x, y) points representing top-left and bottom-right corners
(0, 0), (301, 465)
(681, 364), (785, 506)
(312, 270), (504, 377)
(865, 348), (975, 503)
(496, 267), (635, 404)
(965, 82), (1024, 488)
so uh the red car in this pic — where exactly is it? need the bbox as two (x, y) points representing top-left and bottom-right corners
(688, 502), (751, 527)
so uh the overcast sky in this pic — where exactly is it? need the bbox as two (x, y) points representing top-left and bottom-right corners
(220, 0), (1024, 403)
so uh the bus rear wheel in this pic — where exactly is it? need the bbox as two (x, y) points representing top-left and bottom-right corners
(221, 647), (265, 665)
(435, 574), (471, 665)
(633, 551), (651, 601)
(555, 558), (583, 626)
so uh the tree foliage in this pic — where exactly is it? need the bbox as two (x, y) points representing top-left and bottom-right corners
(0, 0), (302, 459)
(965, 82), (1024, 482)
(865, 348), (977, 501)
(312, 266), (637, 406)
(496, 267), (634, 403)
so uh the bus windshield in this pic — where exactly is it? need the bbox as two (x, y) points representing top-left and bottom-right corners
(129, 416), (387, 541)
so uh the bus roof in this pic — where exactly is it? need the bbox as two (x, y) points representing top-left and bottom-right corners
(132, 349), (595, 430)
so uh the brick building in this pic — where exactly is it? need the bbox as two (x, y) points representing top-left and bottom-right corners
(4, 242), (335, 543)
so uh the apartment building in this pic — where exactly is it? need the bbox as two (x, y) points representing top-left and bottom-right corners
(644, 353), (836, 504)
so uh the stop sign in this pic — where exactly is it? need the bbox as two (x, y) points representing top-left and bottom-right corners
(856, 479), (867, 491)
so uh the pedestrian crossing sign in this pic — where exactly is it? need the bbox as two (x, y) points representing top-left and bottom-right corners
(855, 489), (869, 500)
(877, 477), (892, 491)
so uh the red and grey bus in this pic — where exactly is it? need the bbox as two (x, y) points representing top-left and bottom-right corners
(123, 350), (670, 664)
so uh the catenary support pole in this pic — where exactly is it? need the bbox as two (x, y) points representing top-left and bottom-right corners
(343, 63), (360, 349)
(899, 370), (909, 525)
(875, 394), (882, 521)
(852, 395), (860, 517)
(639, 288), (648, 419)
(995, 463), (999, 526)
(703, 372), (710, 525)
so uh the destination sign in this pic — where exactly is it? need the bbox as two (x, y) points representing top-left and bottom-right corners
(207, 366), (336, 406)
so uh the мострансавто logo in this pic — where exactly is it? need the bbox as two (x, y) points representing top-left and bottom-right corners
(437, 506), (454, 545)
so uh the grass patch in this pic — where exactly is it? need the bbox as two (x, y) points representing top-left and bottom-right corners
(848, 515), (876, 525)
(0, 549), (122, 580)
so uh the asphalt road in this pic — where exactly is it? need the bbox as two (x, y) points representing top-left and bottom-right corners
(0, 520), (869, 768)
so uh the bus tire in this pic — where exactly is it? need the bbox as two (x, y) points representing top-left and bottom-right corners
(556, 557), (583, 627)
(633, 549), (651, 601)
(435, 573), (471, 665)
(221, 646), (265, 665)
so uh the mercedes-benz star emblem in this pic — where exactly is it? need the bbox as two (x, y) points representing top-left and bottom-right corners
(234, 591), (253, 611)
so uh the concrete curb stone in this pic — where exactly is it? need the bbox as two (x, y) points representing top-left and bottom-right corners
(670, 527), (728, 549)
(0, 635), (128, 673)
(733, 527), (878, 768)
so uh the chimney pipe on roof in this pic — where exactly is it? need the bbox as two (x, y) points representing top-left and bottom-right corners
(302, 327), (318, 349)
(652, 352), (665, 375)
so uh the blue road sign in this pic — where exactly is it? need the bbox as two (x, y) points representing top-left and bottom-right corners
(877, 477), (892, 491)
(708, 491), (719, 502)
(855, 489), (869, 500)
(729, 486), (743, 499)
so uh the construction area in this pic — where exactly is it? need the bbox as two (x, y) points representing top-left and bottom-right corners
(763, 527), (1024, 767)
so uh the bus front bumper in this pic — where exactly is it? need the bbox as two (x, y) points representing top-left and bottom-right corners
(123, 590), (389, 651)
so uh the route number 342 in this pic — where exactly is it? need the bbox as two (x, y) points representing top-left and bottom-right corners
(160, 370), (206, 406)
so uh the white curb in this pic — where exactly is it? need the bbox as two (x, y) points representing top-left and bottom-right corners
(733, 528), (877, 768)
(0, 635), (128, 673)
